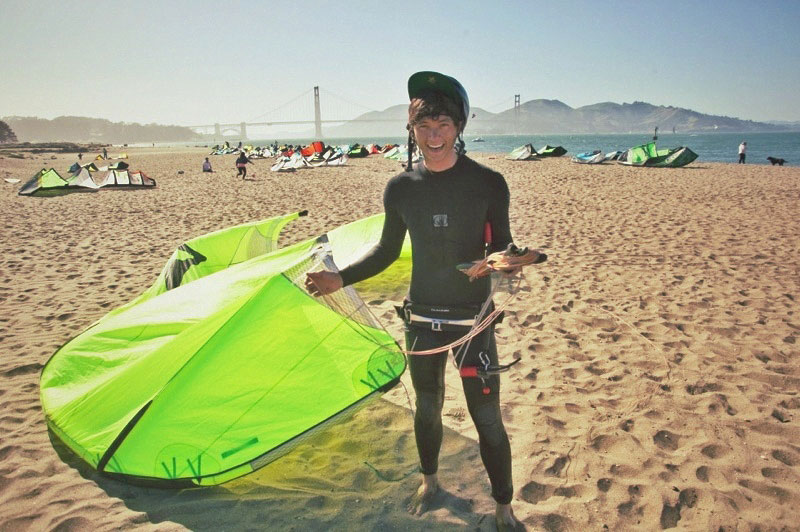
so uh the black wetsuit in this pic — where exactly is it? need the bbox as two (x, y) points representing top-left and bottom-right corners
(340, 154), (515, 504)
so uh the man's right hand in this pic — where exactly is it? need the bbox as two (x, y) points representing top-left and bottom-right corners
(304, 270), (343, 297)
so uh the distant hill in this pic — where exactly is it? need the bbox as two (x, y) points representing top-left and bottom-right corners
(325, 105), (496, 137)
(2, 116), (201, 143)
(326, 100), (792, 137)
(766, 120), (800, 129)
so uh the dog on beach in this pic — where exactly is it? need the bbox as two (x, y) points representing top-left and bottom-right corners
(767, 157), (786, 166)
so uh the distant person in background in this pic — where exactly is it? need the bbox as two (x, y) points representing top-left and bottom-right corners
(235, 152), (251, 179)
(738, 141), (747, 164)
(102, 147), (108, 160)
(78, 151), (82, 161)
(202, 157), (213, 173)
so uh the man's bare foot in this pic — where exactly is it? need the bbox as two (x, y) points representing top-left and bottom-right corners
(407, 474), (439, 516)
(496, 503), (525, 531)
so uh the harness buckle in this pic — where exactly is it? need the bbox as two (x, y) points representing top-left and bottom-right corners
(431, 320), (442, 332)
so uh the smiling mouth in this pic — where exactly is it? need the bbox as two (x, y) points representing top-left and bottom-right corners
(427, 143), (444, 151)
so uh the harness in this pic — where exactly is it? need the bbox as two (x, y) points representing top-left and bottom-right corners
(396, 299), (504, 332)
(396, 299), (512, 394)
(393, 223), (544, 394)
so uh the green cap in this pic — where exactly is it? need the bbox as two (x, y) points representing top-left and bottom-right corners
(407, 71), (470, 126)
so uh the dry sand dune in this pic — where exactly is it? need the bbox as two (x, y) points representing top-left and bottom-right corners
(1, 147), (798, 531)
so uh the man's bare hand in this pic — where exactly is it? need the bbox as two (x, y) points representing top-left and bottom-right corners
(305, 271), (343, 297)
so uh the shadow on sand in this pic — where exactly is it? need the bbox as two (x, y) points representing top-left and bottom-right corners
(50, 398), (501, 531)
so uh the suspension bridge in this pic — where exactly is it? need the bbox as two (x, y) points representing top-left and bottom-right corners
(188, 86), (521, 139)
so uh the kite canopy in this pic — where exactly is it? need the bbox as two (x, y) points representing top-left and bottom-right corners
(506, 144), (538, 161)
(619, 142), (698, 167)
(18, 168), (98, 196)
(40, 211), (408, 486)
(571, 150), (605, 164)
(19, 166), (155, 195)
(537, 145), (567, 157)
(98, 169), (156, 188)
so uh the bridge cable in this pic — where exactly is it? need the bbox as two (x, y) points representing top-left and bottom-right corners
(318, 87), (381, 119)
(249, 88), (314, 122)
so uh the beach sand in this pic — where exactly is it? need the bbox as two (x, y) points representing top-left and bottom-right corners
(1, 146), (799, 531)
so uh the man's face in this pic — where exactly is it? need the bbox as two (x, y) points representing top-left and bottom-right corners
(412, 115), (459, 171)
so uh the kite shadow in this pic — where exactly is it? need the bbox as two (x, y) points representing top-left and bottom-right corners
(51, 398), (496, 531)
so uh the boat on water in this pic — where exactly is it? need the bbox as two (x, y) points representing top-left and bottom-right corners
(472, 137), (485, 142)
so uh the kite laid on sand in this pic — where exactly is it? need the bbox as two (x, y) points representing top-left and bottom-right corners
(40, 211), (407, 486)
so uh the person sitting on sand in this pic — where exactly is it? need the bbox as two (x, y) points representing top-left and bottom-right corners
(305, 71), (525, 531)
(202, 157), (213, 173)
(235, 152), (251, 179)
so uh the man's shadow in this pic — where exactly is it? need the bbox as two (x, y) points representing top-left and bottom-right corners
(50, 398), (501, 531)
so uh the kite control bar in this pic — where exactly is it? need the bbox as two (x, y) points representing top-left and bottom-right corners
(459, 243), (547, 281)
(458, 352), (521, 394)
(459, 357), (521, 378)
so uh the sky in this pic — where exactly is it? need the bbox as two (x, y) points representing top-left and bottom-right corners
(2, 0), (800, 127)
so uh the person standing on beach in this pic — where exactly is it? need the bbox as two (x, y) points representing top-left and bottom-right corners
(305, 71), (524, 531)
(738, 141), (747, 164)
(235, 151), (250, 179)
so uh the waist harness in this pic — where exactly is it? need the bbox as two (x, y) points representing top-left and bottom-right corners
(395, 299), (504, 332)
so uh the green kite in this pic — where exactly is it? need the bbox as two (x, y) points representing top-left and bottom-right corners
(40, 211), (408, 486)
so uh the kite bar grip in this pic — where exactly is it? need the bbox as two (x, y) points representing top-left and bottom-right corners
(459, 367), (479, 378)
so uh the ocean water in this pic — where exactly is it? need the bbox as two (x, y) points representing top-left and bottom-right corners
(245, 131), (800, 167)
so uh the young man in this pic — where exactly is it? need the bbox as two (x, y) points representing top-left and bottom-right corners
(305, 71), (522, 530)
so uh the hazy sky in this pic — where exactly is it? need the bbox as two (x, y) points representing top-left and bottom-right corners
(2, 0), (799, 126)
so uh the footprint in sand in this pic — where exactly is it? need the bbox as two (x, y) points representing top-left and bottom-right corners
(653, 430), (680, 451)
(584, 362), (608, 376)
(738, 479), (791, 504)
(596, 478), (612, 492)
(708, 394), (737, 416)
(700, 444), (729, 459)
(545, 455), (568, 477)
(771, 449), (796, 466)
(685, 381), (722, 395)
(444, 407), (466, 423)
(660, 488), (698, 529)
(3, 363), (43, 377)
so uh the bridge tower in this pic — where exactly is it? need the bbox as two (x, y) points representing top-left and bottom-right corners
(240, 122), (248, 140)
(514, 94), (521, 134)
(314, 86), (323, 138)
(214, 123), (221, 138)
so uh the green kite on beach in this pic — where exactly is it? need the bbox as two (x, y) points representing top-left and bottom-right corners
(40, 211), (408, 486)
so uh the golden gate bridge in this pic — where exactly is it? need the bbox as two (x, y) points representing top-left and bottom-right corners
(188, 87), (402, 139)
(188, 87), (519, 139)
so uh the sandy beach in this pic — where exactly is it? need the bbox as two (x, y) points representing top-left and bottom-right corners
(1, 146), (798, 531)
